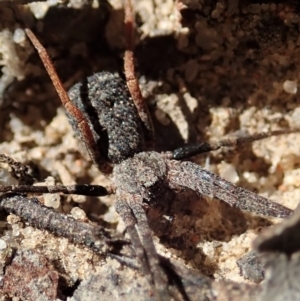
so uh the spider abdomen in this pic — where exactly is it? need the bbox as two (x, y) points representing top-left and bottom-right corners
(67, 72), (145, 165)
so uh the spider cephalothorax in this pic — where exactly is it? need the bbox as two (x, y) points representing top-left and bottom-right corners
(114, 152), (168, 199)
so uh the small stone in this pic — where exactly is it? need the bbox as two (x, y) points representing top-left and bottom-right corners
(11, 224), (20, 237)
(44, 194), (61, 209)
(71, 207), (86, 221)
(283, 80), (297, 94)
(219, 162), (240, 184)
(28, 2), (50, 19)
(218, 162), (239, 183)
(0, 240), (7, 250)
(13, 29), (26, 44)
(289, 107), (300, 127)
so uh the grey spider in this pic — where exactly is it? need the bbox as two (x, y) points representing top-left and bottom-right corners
(0, 0), (299, 300)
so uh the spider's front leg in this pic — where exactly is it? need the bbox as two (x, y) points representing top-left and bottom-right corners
(115, 192), (169, 301)
(0, 194), (111, 254)
(166, 160), (293, 218)
(0, 154), (123, 255)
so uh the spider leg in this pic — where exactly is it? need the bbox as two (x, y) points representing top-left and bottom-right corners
(167, 160), (292, 218)
(0, 153), (111, 195)
(0, 184), (111, 196)
(115, 198), (154, 286)
(169, 129), (300, 160)
(116, 193), (169, 301)
(0, 194), (112, 253)
(126, 195), (170, 297)
(123, 0), (155, 145)
(24, 29), (109, 173)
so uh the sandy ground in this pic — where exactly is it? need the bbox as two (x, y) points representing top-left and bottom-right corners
(1, 0), (300, 300)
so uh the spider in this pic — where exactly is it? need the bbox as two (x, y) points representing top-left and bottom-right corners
(0, 0), (299, 300)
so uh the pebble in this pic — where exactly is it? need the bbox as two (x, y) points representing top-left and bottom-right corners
(13, 29), (26, 44)
(283, 80), (297, 94)
(71, 207), (87, 221)
(0, 239), (7, 250)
